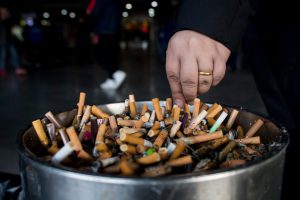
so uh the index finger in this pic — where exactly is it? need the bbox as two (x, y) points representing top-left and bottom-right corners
(166, 51), (185, 107)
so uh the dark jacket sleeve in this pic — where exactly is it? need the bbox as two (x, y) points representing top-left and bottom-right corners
(176, 0), (252, 51)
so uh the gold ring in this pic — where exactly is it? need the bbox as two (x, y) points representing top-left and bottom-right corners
(199, 71), (213, 76)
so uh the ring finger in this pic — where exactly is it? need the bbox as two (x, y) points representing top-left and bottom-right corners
(197, 57), (213, 94)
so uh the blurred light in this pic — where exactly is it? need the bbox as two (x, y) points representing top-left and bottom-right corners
(151, 1), (158, 7)
(148, 8), (155, 17)
(125, 3), (132, 10)
(61, 9), (68, 16)
(26, 17), (34, 26)
(43, 12), (50, 19)
(69, 12), (76, 18)
(20, 20), (26, 27)
(41, 20), (51, 26)
(122, 11), (129, 18)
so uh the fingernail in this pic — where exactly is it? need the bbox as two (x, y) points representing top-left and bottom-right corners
(175, 99), (183, 108)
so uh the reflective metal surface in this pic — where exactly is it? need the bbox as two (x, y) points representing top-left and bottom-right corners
(17, 102), (289, 200)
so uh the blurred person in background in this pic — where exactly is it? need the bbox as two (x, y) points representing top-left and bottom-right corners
(166, 0), (299, 199)
(0, 6), (27, 77)
(86, 0), (126, 90)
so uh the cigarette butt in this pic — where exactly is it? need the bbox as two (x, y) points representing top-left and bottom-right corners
(142, 165), (172, 177)
(96, 124), (107, 143)
(235, 136), (261, 144)
(169, 140), (186, 160)
(150, 121), (160, 130)
(140, 104), (149, 116)
(226, 109), (239, 129)
(32, 119), (49, 147)
(120, 144), (137, 154)
(209, 111), (228, 133)
(164, 117), (173, 126)
(77, 92), (86, 117)
(79, 105), (91, 129)
(117, 120), (138, 127)
(130, 132), (144, 137)
(166, 155), (193, 167)
(101, 156), (120, 168)
(46, 123), (56, 142)
(45, 111), (62, 129)
(237, 125), (244, 139)
(153, 129), (168, 149)
(119, 159), (135, 175)
(77, 149), (93, 161)
(180, 130), (223, 145)
(173, 106), (181, 121)
(243, 146), (262, 156)
(158, 148), (168, 160)
(51, 142), (75, 164)
(166, 98), (172, 112)
(99, 151), (113, 160)
(148, 129), (160, 137)
(120, 128), (147, 134)
(245, 119), (264, 138)
(192, 98), (201, 119)
(207, 118), (216, 126)
(120, 132), (152, 147)
(169, 121), (182, 138)
(137, 152), (161, 165)
(192, 130), (207, 135)
(152, 98), (163, 121)
(188, 110), (208, 129)
(209, 135), (229, 149)
(199, 104), (209, 112)
(136, 144), (148, 153)
(109, 115), (118, 133)
(91, 105), (110, 119)
(183, 127), (193, 135)
(95, 142), (108, 152)
(176, 130), (185, 138)
(134, 113), (150, 128)
(184, 103), (191, 119)
(66, 126), (83, 151)
(129, 94), (137, 118)
(219, 141), (237, 161)
(206, 104), (222, 118)
(104, 164), (120, 174)
(220, 159), (246, 168)
(48, 142), (59, 155)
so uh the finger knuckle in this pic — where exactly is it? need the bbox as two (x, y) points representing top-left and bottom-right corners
(167, 72), (180, 83)
(181, 80), (197, 88)
(199, 79), (211, 87)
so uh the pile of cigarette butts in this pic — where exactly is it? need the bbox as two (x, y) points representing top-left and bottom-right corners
(31, 93), (268, 177)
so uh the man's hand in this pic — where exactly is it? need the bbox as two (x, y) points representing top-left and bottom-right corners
(166, 30), (230, 107)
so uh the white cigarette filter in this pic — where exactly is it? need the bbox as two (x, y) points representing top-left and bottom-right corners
(209, 111), (228, 133)
(188, 110), (208, 129)
(51, 142), (75, 164)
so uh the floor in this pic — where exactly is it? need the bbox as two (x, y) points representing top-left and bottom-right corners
(0, 49), (267, 174)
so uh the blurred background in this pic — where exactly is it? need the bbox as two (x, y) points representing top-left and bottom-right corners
(0, 0), (266, 198)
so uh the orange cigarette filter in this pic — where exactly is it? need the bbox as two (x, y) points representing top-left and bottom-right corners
(236, 125), (244, 139)
(120, 128), (146, 134)
(117, 120), (138, 127)
(166, 98), (172, 112)
(220, 159), (246, 168)
(134, 113), (150, 128)
(207, 117), (216, 126)
(218, 141), (237, 161)
(153, 129), (168, 149)
(136, 144), (148, 154)
(148, 129), (160, 137)
(151, 121), (161, 130)
(96, 124), (107, 143)
(109, 115), (118, 133)
(32, 119), (49, 147)
(119, 159), (135, 175)
(77, 149), (93, 161)
(192, 98), (201, 119)
(120, 132), (152, 147)
(166, 155), (193, 167)
(137, 152), (161, 165)
(192, 130), (207, 136)
(129, 94), (137, 119)
(91, 105), (110, 119)
(120, 144), (137, 154)
(180, 130), (224, 145)
(131, 132), (144, 137)
(173, 106), (181, 121)
(99, 151), (113, 160)
(245, 119), (264, 138)
(48, 142), (59, 155)
(235, 136), (261, 145)
(66, 126), (83, 151)
(77, 92), (86, 116)
(140, 104), (149, 116)
(152, 98), (163, 121)
(226, 109), (239, 129)
(206, 104), (222, 118)
(95, 142), (108, 152)
(158, 147), (168, 160)
(169, 140), (186, 160)
(184, 103), (191, 119)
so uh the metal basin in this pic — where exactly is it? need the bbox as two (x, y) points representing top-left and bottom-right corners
(17, 102), (289, 200)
